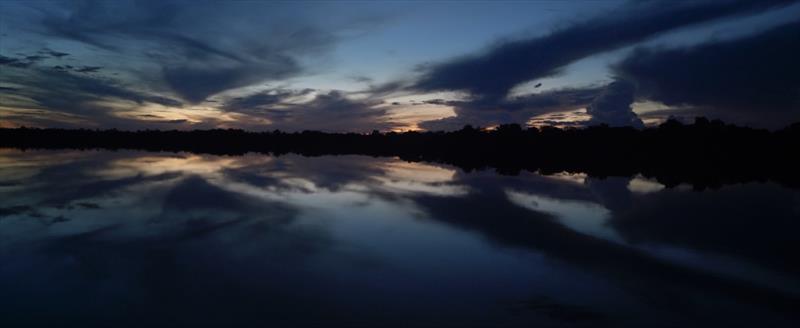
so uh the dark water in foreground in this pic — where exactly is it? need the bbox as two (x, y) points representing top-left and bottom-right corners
(0, 150), (798, 327)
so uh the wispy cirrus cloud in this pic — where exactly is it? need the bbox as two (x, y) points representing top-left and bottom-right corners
(1, 0), (396, 130)
(15, 0), (387, 104)
(0, 63), (184, 128)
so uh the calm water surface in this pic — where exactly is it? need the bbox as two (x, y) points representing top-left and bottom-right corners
(1, 149), (798, 327)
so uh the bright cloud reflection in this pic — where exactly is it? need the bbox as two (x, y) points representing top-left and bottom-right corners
(506, 190), (620, 242)
(539, 171), (588, 185)
(373, 161), (469, 196)
(627, 174), (666, 194)
(95, 154), (256, 178)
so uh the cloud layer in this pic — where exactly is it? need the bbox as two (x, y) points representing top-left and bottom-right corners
(1, 0), (798, 130)
(32, 1), (344, 103)
(408, 0), (797, 129)
(222, 89), (395, 132)
(413, 0), (792, 100)
(586, 80), (643, 128)
(615, 20), (800, 127)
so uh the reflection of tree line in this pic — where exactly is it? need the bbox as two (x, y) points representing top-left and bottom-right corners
(2, 118), (799, 189)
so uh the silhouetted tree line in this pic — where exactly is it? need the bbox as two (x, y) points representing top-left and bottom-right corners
(2, 118), (799, 189)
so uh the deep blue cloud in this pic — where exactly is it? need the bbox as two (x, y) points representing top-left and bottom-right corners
(410, 0), (795, 129)
(413, 0), (793, 100)
(0, 55), (35, 68)
(615, 20), (800, 127)
(2, 0), (798, 130)
(0, 64), (184, 127)
(29, 0), (361, 103)
(162, 60), (300, 103)
(30, 69), (182, 109)
(223, 88), (316, 113)
(586, 80), (643, 128)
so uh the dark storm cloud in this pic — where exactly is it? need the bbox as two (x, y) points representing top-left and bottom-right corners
(413, 0), (792, 100)
(615, 20), (800, 127)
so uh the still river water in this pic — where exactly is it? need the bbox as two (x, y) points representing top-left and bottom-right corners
(0, 149), (798, 327)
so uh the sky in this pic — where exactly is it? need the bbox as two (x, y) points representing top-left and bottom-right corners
(1, 0), (799, 132)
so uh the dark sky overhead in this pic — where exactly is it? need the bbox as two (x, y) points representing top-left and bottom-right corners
(1, 0), (799, 131)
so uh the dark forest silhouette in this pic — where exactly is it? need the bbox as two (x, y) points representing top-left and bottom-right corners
(3, 118), (799, 189)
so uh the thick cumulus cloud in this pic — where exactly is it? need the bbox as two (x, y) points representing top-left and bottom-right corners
(418, 87), (602, 131)
(412, 0), (792, 129)
(586, 80), (643, 128)
(615, 20), (800, 128)
(222, 90), (396, 132)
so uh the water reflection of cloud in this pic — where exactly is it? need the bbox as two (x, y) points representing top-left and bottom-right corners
(95, 153), (272, 179)
(216, 154), (469, 199)
(366, 160), (468, 196)
(383, 161), (456, 183)
(627, 175), (666, 194)
(506, 190), (619, 242)
(0, 149), (95, 190)
(539, 171), (588, 185)
(0, 152), (349, 327)
(2, 150), (799, 326)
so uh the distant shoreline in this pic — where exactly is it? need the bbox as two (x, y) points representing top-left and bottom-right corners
(3, 118), (799, 189)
